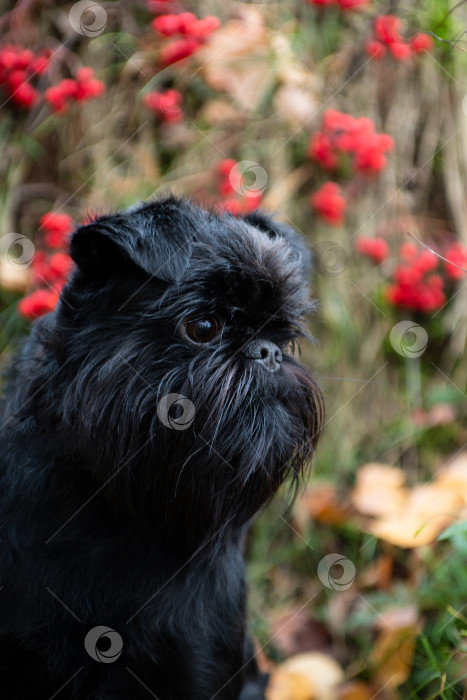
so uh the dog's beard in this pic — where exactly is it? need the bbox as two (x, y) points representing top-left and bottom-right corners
(60, 335), (323, 542)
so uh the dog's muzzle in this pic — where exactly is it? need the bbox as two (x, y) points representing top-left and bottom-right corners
(242, 339), (282, 373)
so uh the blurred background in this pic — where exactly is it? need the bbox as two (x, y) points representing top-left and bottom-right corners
(1, 0), (467, 697)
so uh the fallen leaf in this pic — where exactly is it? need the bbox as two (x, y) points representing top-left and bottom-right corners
(338, 681), (374, 700)
(371, 483), (463, 548)
(435, 452), (467, 504)
(196, 8), (272, 111)
(0, 258), (30, 292)
(282, 653), (345, 700)
(352, 463), (408, 518)
(300, 485), (349, 526)
(271, 607), (331, 657)
(373, 605), (419, 632)
(359, 554), (394, 590)
(266, 668), (315, 700)
(370, 620), (418, 689)
(274, 85), (319, 129)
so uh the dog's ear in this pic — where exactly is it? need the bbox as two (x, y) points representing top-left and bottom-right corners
(242, 210), (312, 277)
(70, 197), (192, 283)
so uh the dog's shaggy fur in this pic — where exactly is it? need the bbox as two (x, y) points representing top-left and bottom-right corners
(0, 197), (323, 699)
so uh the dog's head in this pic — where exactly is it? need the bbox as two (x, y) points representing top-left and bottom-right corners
(51, 197), (323, 537)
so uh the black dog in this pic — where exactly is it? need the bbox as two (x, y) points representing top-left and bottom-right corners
(0, 196), (323, 699)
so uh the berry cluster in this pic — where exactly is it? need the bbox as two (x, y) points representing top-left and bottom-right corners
(386, 245), (445, 312)
(355, 235), (389, 263)
(150, 12), (220, 66)
(18, 213), (74, 320)
(143, 89), (183, 122)
(45, 68), (105, 114)
(310, 182), (347, 226)
(355, 238), (467, 313)
(307, 0), (369, 9)
(0, 45), (50, 109)
(309, 109), (394, 175)
(444, 243), (467, 280)
(216, 159), (263, 215)
(309, 110), (393, 226)
(365, 15), (434, 61)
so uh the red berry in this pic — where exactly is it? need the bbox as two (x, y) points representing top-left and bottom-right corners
(18, 289), (59, 320)
(374, 15), (402, 45)
(76, 67), (95, 83)
(337, 0), (369, 9)
(186, 16), (220, 38)
(444, 243), (467, 279)
(217, 158), (237, 177)
(356, 236), (389, 263)
(388, 41), (412, 61)
(159, 37), (200, 66)
(11, 82), (38, 108)
(152, 14), (183, 36)
(400, 242), (418, 260)
(365, 40), (386, 60)
(410, 33), (434, 54)
(310, 182), (347, 226)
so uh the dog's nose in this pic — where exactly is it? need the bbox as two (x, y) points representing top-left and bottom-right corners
(242, 340), (282, 373)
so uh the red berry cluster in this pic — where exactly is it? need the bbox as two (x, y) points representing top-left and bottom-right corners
(0, 45), (50, 109)
(386, 244), (445, 312)
(308, 110), (393, 226)
(355, 235), (389, 263)
(309, 109), (394, 175)
(307, 0), (369, 9)
(444, 243), (467, 280)
(143, 89), (183, 122)
(355, 238), (467, 313)
(18, 213), (74, 320)
(365, 15), (434, 61)
(45, 67), (106, 114)
(216, 159), (263, 215)
(151, 12), (220, 66)
(310, 182), (347, 226)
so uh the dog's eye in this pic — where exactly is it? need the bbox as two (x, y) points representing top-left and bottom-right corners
(182, 317), (221, 344)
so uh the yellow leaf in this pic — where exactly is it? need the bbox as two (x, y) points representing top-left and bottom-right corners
(352, 463), (408, 517)
(281, 653), (345, 700)
(435, 452), (467, 505)
(371, 484), (463, 548)
(0, 258), (30, 293)
(266, 668), (315, 700)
